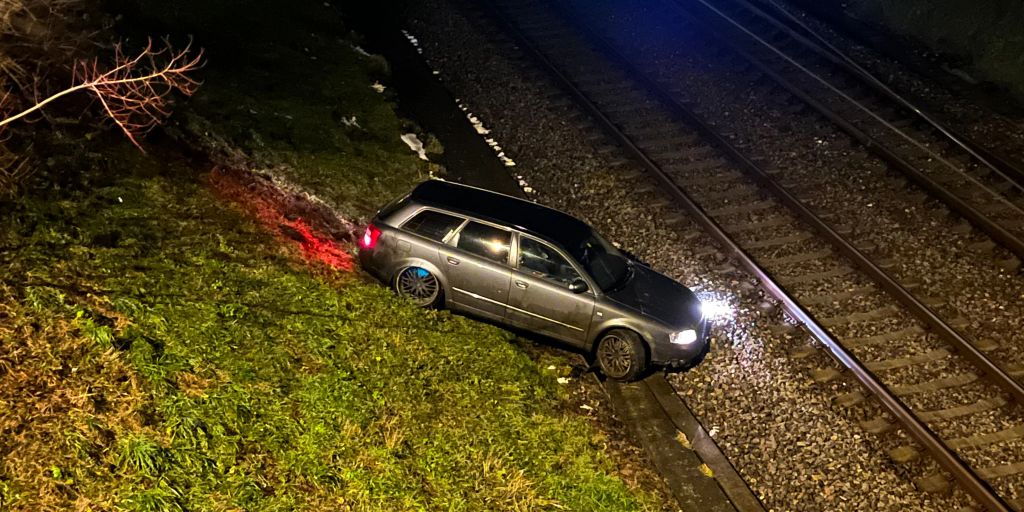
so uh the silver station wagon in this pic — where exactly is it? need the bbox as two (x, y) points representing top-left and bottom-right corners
(358, 180), (710, 381)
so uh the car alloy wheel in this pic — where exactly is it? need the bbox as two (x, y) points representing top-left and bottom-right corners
(396, 266), (440, 307)
(596, 329), (645, 381)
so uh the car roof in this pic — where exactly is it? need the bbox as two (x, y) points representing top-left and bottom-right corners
(406, 180), (592, 248)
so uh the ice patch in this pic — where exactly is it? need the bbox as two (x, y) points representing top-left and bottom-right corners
(401, 133), (429, 161)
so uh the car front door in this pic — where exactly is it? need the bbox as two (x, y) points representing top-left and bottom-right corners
(439, 220), (513, 321)
(507, 234), (595, 345)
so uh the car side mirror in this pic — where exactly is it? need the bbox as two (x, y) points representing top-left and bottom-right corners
(568, 279), (588, 294)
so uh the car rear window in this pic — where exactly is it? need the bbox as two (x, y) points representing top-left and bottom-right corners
(452, 221), (511, 264)
(402, 210), (465, 242)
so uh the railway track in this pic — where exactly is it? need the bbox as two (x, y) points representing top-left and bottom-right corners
(561, 0), (1024, 400)
(635, 0), (1024, 262)
(472, 0), (1024, 509)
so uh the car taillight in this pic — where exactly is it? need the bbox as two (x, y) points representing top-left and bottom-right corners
(360, 224), (382, 249)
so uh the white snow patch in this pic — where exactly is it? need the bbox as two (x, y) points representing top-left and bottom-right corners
(401, 30), (423, 55)
(349, 43), (371, 57)
(452, 99), (534, 193)
(556, 377), (570, 385)
(340, 116), (360, 128)
(371, 81), (386, 93)
(401, 133), (429, 161)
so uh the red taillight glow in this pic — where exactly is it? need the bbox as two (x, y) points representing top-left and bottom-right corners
(361, 224), (382, 249)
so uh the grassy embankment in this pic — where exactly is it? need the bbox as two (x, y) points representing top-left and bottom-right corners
(0, 1), (665, 510)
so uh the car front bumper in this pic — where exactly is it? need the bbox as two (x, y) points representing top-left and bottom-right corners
(651, 319), (712, 370)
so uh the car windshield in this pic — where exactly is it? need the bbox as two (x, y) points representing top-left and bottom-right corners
(568, 231), (630, 292)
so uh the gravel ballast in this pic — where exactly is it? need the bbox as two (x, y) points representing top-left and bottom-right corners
(401, 1), (976, 509)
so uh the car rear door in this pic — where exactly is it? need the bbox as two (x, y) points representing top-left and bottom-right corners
(439, 220), (513, 321)
(507, 234), (595, 345)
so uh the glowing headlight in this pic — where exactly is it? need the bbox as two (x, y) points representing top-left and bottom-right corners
(670, 329), (698, 345)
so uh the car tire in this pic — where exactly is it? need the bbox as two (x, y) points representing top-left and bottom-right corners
(595, 329), (647, 381)
(394, 266), (443, 308)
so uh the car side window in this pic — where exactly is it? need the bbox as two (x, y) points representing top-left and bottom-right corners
(518, 236), (581, 286)
(451, 221), (511, 264)
(401, 210), (465, 242)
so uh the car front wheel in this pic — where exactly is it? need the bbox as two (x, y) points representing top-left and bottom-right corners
(395, 266), (443, 308)
(596, 329), (647, 381)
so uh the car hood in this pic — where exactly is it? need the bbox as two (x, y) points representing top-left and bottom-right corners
(605, 264), (702, 328)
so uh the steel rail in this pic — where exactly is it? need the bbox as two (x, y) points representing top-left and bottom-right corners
(682, 0), (1024, 208)
(481, 2), (1015, 509)
(543, 0), (1024, 406)
(742, 0), (1024, 187)
(659, 0), (1024, 262)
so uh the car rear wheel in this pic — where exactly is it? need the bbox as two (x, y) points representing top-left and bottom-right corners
(395, 266), (442, 308)
(596, 329), (647, 381)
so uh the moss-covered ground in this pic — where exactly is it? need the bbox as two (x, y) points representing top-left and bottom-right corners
(0, 0), (667, 510)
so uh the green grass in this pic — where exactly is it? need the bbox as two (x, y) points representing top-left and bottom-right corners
(0, 152), (659, 510)
(122, 0), (437, 215)
(0, 0), (666, 510)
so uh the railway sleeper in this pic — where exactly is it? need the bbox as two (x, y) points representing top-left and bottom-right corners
(702, 198), (773, 216)
(834, 391), (866, 407)
(760, 248), (832, 266)
(860, 416), (896, 435)
(798, 285), (875, 306)
(721, 215), (791, 233)
(777, 266), (853, 285)
(889, 445), (921, 464)
(914, 474), (952, 494)
(891, 373), (978, 396)
(947, 424), (1024, 450)
(666, 158), (732, 174)
(788, 344), (817, 359)
(865, 348), (951, 372)
(918, 398), (1006, 423)
(845, 325), (926, 348)
(692, 186), (761, 205)
(742, 232), (813, 250)
(818, 304), (901, 327)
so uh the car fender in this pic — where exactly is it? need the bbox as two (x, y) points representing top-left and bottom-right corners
(387, 256), (452, 301)
(587, 315), (663, 356)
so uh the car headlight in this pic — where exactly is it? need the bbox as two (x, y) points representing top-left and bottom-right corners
(670, 329), (698, 345)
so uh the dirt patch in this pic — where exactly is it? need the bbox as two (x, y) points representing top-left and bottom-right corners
(207, 165), (360, 271)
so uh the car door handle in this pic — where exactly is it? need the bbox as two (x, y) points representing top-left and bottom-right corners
(446, 256), (460, 265)
(514, 280), (529, 289)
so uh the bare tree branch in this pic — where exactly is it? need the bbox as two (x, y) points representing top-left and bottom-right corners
(0, 37), (204, 150)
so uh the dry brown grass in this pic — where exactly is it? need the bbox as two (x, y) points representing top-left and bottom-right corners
(0, 292), (149, 511)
